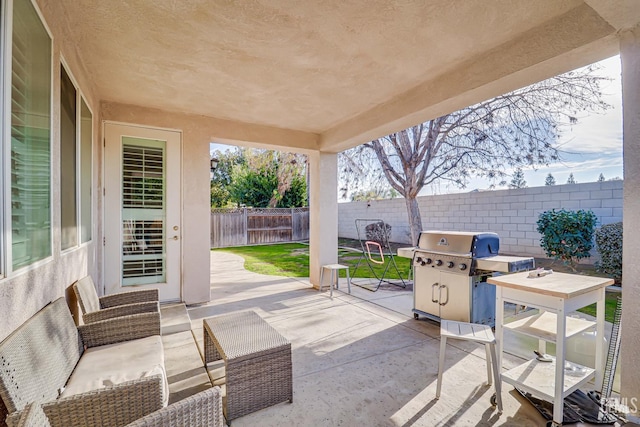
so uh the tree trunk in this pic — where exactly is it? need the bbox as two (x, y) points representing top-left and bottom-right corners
(405, 196), (423, 245)
(268, 170), (290, 208)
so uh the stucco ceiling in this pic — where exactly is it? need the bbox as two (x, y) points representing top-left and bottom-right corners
(54, 0), (637, 151)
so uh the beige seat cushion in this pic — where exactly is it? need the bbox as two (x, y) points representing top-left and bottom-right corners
(73, 276), (101, 314)
(61, 336), (168, 406)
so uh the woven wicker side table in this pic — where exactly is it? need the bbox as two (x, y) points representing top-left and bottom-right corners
(203, 311), (293, 421)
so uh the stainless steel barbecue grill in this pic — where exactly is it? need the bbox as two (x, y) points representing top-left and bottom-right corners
(412, 230), (534, 325)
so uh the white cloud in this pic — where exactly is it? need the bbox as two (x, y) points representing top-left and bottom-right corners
(558, 115), (622, 154)
(540, 155), (622, 172)
(557, 55), (622, 154)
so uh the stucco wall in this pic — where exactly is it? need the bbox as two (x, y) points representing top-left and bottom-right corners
(338, 180), (623, 258)
(0, 1), (102, 342)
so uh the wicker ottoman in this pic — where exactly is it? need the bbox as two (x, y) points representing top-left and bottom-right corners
(203, 311), (293, 421)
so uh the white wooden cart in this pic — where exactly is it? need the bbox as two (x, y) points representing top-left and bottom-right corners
(488, 271), (613, 427)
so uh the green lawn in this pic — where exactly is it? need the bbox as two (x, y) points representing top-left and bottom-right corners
(212, 242), (412, 279)
(213, 243), (310, 277)
(576, 292), (620, 324)
(213, 243), (618, 322)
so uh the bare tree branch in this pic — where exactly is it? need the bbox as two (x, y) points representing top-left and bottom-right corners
(339, 63), (611, 243)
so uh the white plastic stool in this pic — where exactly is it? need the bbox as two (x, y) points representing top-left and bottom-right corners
(436, 320), (503, 412)
(319, 264), (351, 297)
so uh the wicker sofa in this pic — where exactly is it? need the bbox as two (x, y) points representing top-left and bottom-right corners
(0, 298), (172, 427)
(6, 387), (223, 427)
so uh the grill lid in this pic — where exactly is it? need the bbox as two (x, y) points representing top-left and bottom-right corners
(417, 231), (499, 258)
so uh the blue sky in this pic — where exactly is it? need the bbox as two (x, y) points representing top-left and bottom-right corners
(434, 55), (623, 193)
(212, 55), (623, 194)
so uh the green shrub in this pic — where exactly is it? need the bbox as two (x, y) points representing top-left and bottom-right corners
(536, 209), (597, 270)
(595, 222), (622, 283)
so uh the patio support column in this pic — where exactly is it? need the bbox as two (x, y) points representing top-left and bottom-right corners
(620, 26), (640, 416)
(308, 151), (338, 288)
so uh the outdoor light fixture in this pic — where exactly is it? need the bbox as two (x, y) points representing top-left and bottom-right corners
(210, 157), (219, 173)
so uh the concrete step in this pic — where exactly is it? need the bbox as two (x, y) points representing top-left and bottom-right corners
(161, 330), (212, 404)
(160, 303), (192, 335)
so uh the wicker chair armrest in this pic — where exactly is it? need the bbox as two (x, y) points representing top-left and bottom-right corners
(78, 312), (161, 348)
(83, 302), (159, 324)
(100, 289), (159, 308)
(6, 402), (51, 427)
(125, 387), (223, 427)
(41, 375), (164, 427)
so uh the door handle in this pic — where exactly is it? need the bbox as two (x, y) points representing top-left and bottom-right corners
(170, 236), (179, 241)
(439, 284), (449, 306)
(431, 283), (439, 303)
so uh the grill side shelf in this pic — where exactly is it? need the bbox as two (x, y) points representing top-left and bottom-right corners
(475, 255), (534, 273)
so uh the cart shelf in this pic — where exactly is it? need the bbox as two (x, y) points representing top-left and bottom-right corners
(502, 357), (594, 402)
(504, 311), (595, 342)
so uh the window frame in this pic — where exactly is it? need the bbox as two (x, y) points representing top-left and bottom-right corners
(58, 61), (80, 253)
(1, 0), (8, 279)
(60, 56), (94, 251)
(59, 58), (79, 252)
(3, 0), (54, 275)
(79, 95), (93, 245)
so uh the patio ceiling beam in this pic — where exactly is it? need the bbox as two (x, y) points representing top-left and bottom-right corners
(101, 102), (320, 153)
(585, 0), (640, 30)
(319, 3), (618, 152)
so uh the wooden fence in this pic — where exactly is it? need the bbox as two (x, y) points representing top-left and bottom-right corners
(211, 207), (309, 248)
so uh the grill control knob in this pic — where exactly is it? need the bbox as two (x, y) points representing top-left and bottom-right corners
(447, 261), (455, 268)
(425, 258), (433, 265)
(435, 259), (443, 266)
(459, 263), (468, 271)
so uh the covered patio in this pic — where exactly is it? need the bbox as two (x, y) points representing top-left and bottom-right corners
(2, 0), (640, 425)
(160, 251), (544, 426)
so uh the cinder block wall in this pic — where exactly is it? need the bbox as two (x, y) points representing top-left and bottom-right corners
(338, 181), (623, 258)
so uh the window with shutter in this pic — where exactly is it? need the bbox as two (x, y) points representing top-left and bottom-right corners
(121, 139), (166, 285)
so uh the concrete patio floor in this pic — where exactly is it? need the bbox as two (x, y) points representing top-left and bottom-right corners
(160, 251), (626, 426)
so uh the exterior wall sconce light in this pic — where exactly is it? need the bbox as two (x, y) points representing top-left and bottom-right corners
(210, 157), (219, 173)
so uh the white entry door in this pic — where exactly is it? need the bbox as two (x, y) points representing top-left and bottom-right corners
(104, 123), (181, 301)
